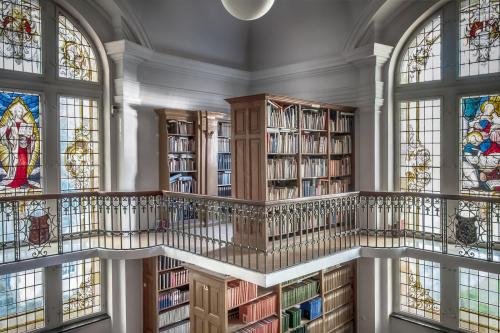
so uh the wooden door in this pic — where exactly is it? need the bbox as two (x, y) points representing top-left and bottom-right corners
(190, 272), (225, 333)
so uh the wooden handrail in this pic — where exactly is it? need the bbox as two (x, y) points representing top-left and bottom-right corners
(0, 190), (163, 202)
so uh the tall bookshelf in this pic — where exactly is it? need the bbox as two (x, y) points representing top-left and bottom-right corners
(157, 109), (200, 193)
(143, 256), (191, 333)
(226, 94), (355, 201)
(217, 117), (232, 197)
(226, 94), (356, 249)
(188, 261), (356, 333)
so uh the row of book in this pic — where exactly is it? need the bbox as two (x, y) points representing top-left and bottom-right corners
(168, 154), (195, 172)
(169, 175), (196, 193)
(218, 154), (231, 170)
(281, 278), (319, 309)
(300, 297), (322, 320)
(332, 322), (354, 333)
(227, 280), (258, 309)
(267, 158), (297, 180)
(324, 266), (353, 293)
(159, 288), (189, 311)
(268, 215), (327, 237)
(330, 112), (353, 133)
(168, 136), (194, 152)
(268, 186), (298, 201)
(331, 179), (351, 194)
(239, 294), (277, 323)
(158, 256), (181, 271)
(218, 172), (231, 185)
(324, 304), (354, 332)
(301, 134), (327, 154)
(160, 320), (189, 333)
(302, 179), (329, 197)
(330, 157), (351, 177)
(267, 102), (298, 129)
(302, 109), (327, 130)
(307, 318), (323, 333)
(301, 158), (327, 178)
(159, 304), (189, 329)
(218, 185), (231, 197)
(158, 269), (189, 290)
(235, 317), (279, 333)
(324, 285), (352, 313)
(218, 122), (231, 137)
(267, 132), (298, 154)
(283, 307), (301, 330)
(167, 120), (194, 135)
(219, 138), (231, 153)
(331, 136), (352, 155)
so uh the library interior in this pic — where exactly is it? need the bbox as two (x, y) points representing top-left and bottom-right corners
(0, 0), (498, 333)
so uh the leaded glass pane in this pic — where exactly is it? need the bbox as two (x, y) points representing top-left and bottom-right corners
(400, 99), (441, 193)
(0, 269), (44, 332)
(0, 0), (41, 74)
(400, 15), (441, 84)
(58, 14), (98, 82)
(460, 94), (500, 194)
(62, 258), (101, 321)
(59, 96), (99, 193)
(0, 90), (42, 196)
(400, 257), (441, 321)
(460, 268), (500, 332)
(460, 0), (500, 77)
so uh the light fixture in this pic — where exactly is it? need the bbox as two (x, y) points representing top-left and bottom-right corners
(221, 0), (275, 21)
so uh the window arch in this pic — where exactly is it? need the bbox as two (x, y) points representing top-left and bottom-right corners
(0, 0), (105, 331)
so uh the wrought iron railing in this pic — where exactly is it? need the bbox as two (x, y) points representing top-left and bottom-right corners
(0, 190), (498, 273)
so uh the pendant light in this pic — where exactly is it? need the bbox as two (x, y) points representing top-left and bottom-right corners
(221, 0), (275, 21)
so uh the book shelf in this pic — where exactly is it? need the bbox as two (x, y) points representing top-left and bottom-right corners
(218, 117), (232, 197)
(143, 256), (191, 333)
(188, 261), (356, 333)
(157, 109), (200, 193)
(226, 94), (355, 249)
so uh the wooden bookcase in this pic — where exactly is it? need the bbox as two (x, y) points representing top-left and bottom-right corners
(143, 256), (191, 333)
(157, 109), (201, 193)
(226, 94), (355, 202)
(217, 116), (232, 197)
(188, 261), (356, 333)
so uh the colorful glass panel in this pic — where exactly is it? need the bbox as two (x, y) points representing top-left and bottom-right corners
(400, 257), (441, 321)
(58, 14), (98, 82)
(0, 91), (41, 196)
(400, 15), (441, 84)
(62, 258), (101, 321)
(59, 96), (99, 192)
(0, 269), (44, 332)
(400, 99), (441, 193)
(0, 0), (41, 74)
(461, 95), (500, 194)
(460, 0), (500, 76)
(460, 268), (500, 332)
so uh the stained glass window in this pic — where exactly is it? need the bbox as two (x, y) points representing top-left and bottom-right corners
(0, 269), (44, 332)
(460, 267), (500, 332)
(59, 96), (99, 193)
(400, 99), (441, 193)
(460, 94), (500, 194)
(58, 14), (98, 82)
(0, 90), (42, 196)
(0, 0), (41, 74)
(400, 257), (440, 321)
(400, 15), (441, 84)
(460, 0), (500, 76)
(62, 257), (101, 321)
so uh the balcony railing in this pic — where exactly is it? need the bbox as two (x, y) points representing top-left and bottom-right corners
(0, 190), (498, 273)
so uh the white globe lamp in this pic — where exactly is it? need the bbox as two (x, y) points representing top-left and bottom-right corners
(221, 0), (275, 21)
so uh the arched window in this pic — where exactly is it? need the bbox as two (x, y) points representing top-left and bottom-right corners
(0, 0), (104, 331)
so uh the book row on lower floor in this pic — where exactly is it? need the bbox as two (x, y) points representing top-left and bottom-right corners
(143, 256), (356, 333)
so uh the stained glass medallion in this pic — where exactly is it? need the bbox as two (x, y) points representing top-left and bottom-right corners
(400, 15), (441, 84)
(460, 0), (500, 76)
(58, 14), (98, 82)
(461, 95), (500, 194)
(0, 91), (41, 196)
(0, 0), (42, 73)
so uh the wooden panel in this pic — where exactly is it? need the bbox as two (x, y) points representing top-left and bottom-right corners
(142, 258), (157, 333)
(248, 106), (261, 135)
(234, 139), (246, 199)
(249, 139), (262, 200)
(190, 272), (225, 333)
(233, 108), (246, 136)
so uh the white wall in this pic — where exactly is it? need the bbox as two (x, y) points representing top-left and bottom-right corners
(390, 317), (441, 333)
